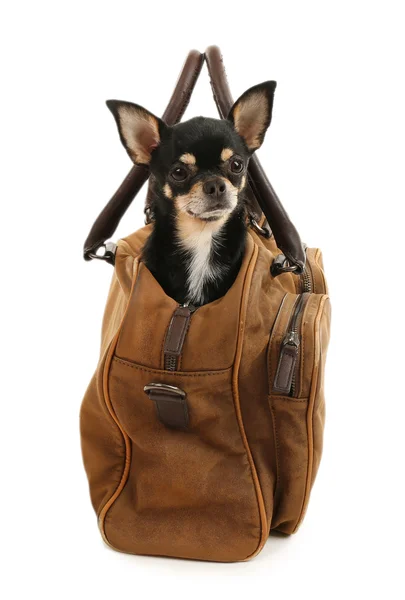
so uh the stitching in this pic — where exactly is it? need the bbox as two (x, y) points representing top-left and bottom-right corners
(308, 256), (316, 294)
(315, 249), (328, 293)
(178, 314), (192, 371)
(165, 314), (187, 353)
(270, 395), (308, 403)
(97, 258), (141, 547)
(299, 297), (311, 398)
(113, 357), (231, 377)
(270, 403), (280, 490)
(160, 299), (169, 368)
(167, 315), (189, 352)
(152, 396), (188, 429)
(162, 312), (192, 370)
(273, 350), (295, 392)
(229, 242), (269, 560)
(268, 295), (298, 394)
(293, 295), (328, 533)
(267, 294), (288, 394)
(154, 398), (163, 423)
(269, 394), (309, 533)
(175, 61), (203, 120)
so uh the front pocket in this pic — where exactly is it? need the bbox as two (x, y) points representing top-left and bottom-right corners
(268, 293), (331, 534)
(102, 357), (263, 562)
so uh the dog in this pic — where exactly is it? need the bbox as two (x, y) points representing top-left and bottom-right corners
(107, 81), (276, 306)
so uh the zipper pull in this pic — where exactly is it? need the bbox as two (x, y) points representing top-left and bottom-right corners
(164, 304), (196, 371)
(273, 329), (300, 394)
(282, 330), (300, 348)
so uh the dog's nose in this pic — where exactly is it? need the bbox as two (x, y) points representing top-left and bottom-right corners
(203, 178), (227, 198)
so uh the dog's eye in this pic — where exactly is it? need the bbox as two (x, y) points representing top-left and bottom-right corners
(170, 167), (188, 182)
(230, 158), (244, 173)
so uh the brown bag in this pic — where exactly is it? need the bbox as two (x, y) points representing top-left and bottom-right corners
(80, 47), (331, 562)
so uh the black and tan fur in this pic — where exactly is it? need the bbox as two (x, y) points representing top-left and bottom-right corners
(107, 81), (276, 306)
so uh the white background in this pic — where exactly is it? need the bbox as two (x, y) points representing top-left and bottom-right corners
(1, 1), (404, 598)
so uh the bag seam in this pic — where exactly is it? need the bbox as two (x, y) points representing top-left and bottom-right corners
(270, 396), (308, 403)
(299, 297), (313, 398)
(270, 403), (280, 494)
(293, 294), (329, 532)
(229, 242), (269, 561)
(97, 258), (141, 548)
(113, 356), (232, 377)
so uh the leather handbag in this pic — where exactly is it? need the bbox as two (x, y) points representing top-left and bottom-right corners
(80, 46), (331, 562)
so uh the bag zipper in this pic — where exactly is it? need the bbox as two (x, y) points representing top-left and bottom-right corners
(164, 303), (197, 371)
(273, 262), (313, 395)
(300, 245), (313, 294)
(301, 265), (313, 293)
(144, 303), (196, 431)
(273, 294), (305, 395)
(165, 258), (312, 377)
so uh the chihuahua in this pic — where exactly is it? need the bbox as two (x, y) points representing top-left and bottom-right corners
(107, 81), (276, 306)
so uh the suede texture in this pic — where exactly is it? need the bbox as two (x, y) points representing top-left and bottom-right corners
(80, 224), (330, 561)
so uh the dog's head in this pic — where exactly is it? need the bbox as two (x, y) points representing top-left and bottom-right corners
(107, 81), (276, 225)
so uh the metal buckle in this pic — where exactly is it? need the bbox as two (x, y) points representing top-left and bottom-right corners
(144, 383), (189, 429)
(144, 383), (186, 398)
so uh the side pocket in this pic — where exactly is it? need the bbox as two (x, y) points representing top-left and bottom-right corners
(268, 294), (331, 534)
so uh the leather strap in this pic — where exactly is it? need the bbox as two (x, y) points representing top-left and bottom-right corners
(144, 383), (189, 430)
(83, 49), (205, 260)
(164, 306), (194, 371)
(273, 342), (298, 394)
(84, 46), (305, 274)
(143, 305), (194, 429)
(205, 45), (306, 274)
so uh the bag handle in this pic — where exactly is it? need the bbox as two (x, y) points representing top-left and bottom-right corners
(205, 45), (305, 274)
(84, 47), (305, 275)
(83, 49), (205, 262)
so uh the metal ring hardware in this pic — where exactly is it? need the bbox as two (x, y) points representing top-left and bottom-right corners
(88, 241), (117, 266)
(249, 217), (271, 238)
(144, 206), (155, 225)
(271, 253), (303, 277)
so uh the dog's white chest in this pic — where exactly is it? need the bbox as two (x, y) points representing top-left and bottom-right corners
(181, 226), (222, 305)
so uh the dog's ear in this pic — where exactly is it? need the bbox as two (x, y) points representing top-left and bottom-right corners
(228, 81), (277, 152)
(106, 100), (165, 166)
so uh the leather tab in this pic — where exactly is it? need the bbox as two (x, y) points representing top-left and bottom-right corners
(164, 306), (194, 370)
(144, 383), (189, 430)
(273, 344), (298, 394)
